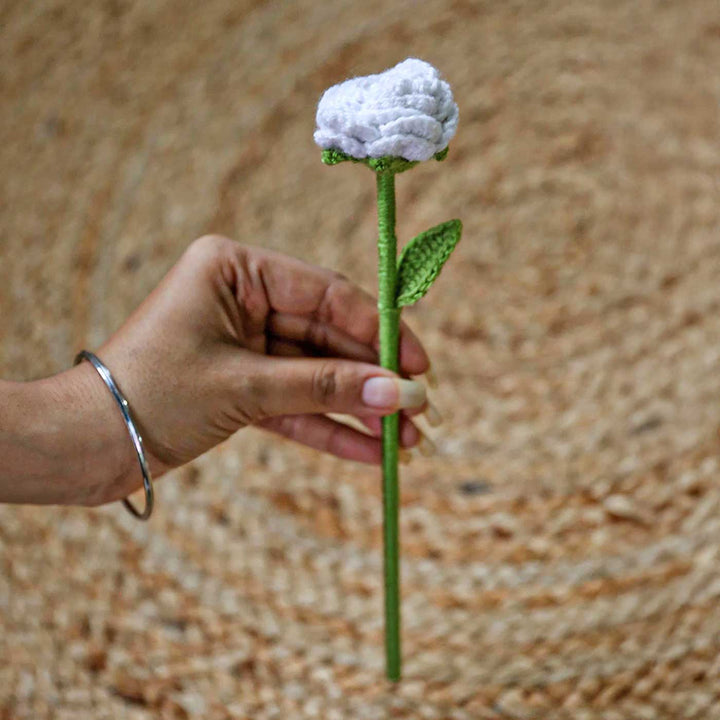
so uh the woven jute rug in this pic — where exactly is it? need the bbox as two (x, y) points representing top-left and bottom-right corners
(2, 0), (720, 718)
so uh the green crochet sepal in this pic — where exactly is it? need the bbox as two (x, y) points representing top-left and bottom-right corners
(395, 218), (462, 307)
(321, 147), (449, 175)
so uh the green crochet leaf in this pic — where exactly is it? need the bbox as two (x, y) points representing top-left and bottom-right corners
(395, 219), (462, 307)
(434, 146), (449, 162)
(321, 147), (450, 175)
(321, 148), (355, 165)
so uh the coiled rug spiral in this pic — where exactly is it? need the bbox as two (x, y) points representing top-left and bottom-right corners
(2, 0), (720, 717)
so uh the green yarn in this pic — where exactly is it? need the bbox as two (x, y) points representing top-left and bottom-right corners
(375, 171), (401, 681)
(320, 146), (460, 683)
(321, 148), (449, 175)
(433, 146), (449, 162)
(396, 219), (463, 307)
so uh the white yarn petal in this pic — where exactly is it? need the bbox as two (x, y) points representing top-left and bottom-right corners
(380, 116), (442, 143)
(314, 58), (458, 161)
(366, 135), (438, 163)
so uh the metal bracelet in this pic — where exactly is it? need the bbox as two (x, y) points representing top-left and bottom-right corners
(74, 350), (154, 521)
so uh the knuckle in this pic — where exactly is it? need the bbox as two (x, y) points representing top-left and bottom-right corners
(306, 319), (330, 350)
(233, 372), (269, 424)
(186, 234), (234, 262)
(281, 414), (305, 439)
(312, 362), (339, 407)
(316, 275), (351, 323)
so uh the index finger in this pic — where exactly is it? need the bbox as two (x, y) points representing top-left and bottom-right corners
(245, 245), (430, 376)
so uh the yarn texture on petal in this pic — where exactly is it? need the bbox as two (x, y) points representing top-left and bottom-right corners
(314, 58), (459, 162)
(395, 219), (462, 307)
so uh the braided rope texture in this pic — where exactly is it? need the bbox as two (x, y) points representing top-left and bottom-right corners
(2, 0), (720, 718)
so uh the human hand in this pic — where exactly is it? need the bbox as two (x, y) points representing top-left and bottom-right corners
(87, 235), (430, 502)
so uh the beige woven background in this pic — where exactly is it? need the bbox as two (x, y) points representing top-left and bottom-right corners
(2, 0), (720, 718)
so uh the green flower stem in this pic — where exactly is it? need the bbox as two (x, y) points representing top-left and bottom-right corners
(376, 169), (401, 681)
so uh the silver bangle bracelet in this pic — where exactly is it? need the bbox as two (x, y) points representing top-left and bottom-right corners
(74, 350), (154, 521)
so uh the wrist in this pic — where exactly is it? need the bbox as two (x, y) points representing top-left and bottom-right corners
(0, 364), (137, 506)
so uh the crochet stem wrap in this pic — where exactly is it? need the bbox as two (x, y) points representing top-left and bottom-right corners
(376, 169), (401, 681)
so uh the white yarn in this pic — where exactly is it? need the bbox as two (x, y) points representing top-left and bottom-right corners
(314, 58), (459, 162)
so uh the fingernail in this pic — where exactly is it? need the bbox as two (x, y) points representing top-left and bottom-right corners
(424, 402), (442, 427)
(399, 449), (412, 465)
(426, 364), (439, 389)
(418, 433), (436, 457)
(362, 377), (426, 409)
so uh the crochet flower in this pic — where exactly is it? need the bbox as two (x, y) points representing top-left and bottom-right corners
(315, 59), (461, 682)
(314, 58), (459, 162)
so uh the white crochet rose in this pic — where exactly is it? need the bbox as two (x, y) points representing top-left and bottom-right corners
(314, 58), (459, 162)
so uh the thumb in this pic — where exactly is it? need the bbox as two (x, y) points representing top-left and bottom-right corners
(237, 356), (427, 421)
